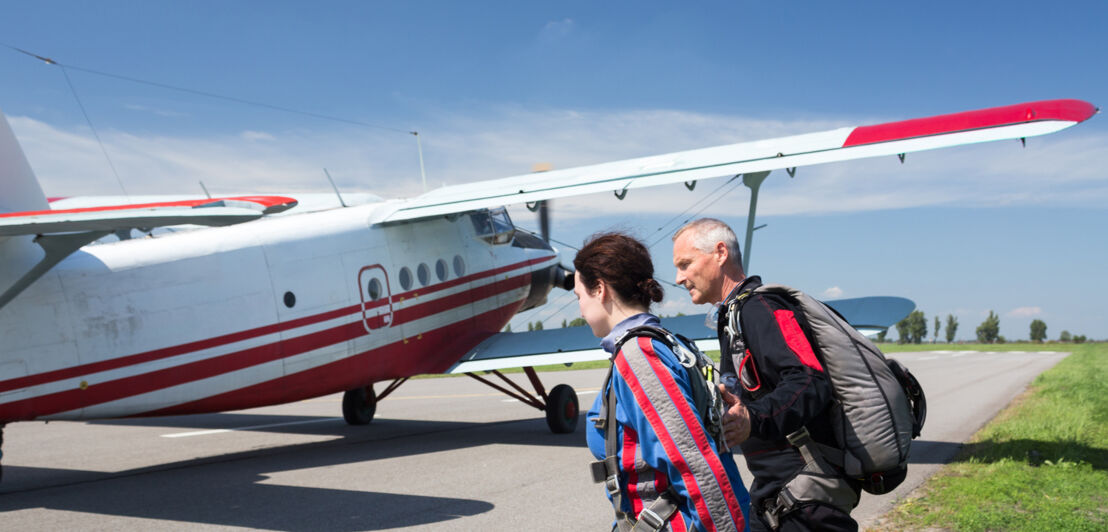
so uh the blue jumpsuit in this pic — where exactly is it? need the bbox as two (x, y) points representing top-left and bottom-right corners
(587, 313), (752, 532)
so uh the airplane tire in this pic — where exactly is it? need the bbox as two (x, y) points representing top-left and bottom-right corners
(545, 384), (579, 434)
(342, 386), (377, 425)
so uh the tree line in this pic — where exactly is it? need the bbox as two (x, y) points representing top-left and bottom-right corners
(511, 311), (1091, 344)
(883, 310), (1090, 344)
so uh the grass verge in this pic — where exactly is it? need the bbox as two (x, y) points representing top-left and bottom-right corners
(875, 343), (1108, 531)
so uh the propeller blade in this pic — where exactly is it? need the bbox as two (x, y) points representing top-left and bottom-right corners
(538, 199), (551, 243)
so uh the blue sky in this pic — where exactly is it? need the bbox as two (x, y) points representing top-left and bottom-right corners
(1, 1), (1105, 340)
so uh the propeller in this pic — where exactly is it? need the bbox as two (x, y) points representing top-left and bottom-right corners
(537, 199), (551, 244)
(529, 164), (573, 291)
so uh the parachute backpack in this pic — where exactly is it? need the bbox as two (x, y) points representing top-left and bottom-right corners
(728, 284), (927, 495)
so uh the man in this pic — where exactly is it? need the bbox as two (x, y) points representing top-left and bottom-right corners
(671, 218), (859, 532)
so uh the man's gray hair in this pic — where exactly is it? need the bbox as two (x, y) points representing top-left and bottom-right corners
(673, 218), (743, 267)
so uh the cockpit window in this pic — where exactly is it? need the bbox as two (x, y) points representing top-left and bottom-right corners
(470, 207), (515, 245)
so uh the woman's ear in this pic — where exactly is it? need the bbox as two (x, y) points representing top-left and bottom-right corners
(593, 279), (608, 302)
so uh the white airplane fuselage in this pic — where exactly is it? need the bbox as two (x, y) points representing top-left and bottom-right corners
(0, 202), (560, 422)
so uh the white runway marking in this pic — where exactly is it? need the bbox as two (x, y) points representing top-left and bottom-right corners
(161, 417), (339, 438)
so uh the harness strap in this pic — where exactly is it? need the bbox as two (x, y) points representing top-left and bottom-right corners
(631, 488), (682, 532)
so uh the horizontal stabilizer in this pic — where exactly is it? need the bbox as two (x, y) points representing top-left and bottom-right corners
(447, 296), (914, 373)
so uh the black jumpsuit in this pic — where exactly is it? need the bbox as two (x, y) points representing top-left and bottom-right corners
(718, 276), (859, 532)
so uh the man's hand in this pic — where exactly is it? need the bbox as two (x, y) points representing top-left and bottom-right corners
(718, 384), (751, 447)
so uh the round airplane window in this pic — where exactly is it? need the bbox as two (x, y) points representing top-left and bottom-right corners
(453, 255), (465, 277)
(417, 263), (430, 286)
(367, 278), (382, 301)
(436, 259), (448, 281)
(399, 267), (413, 291)
(283, 291), (296, 308)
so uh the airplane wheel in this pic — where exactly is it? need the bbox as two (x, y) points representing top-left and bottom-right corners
(545, 384), (579, 434)
(342, 386), (377, 425)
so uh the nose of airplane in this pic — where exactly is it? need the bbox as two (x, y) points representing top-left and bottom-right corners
(517, 256), (574, 313)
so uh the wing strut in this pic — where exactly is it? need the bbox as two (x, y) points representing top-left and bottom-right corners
(741, 171), (771, 273)
(0, 231), (110, 310)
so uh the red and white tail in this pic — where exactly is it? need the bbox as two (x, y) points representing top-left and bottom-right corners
(0, 111), (48, 298)
(0, 110), (47, 214)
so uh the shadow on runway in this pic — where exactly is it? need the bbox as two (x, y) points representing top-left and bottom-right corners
(953, 437), (1107, 470)
(0, 415), (583, 529)
(0, 465), (493, 531)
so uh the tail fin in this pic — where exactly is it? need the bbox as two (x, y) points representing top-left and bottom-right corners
(0, 110), (48, 310)
(0, 110), (48, 213)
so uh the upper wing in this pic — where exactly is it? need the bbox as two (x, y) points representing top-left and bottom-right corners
(0, 195), (298, 236)
(384, 99), (1096, 223)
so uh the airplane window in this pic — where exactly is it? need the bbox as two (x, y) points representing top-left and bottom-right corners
(470, 208), (514, 244)
(470, 211), (493, 236)
(489, 207), (514, 234)
(453, 255), (465, 277)
(417, 263), (430, 286)
(399, 267), (413, 291)
(367, 278), (381, 301)
(436, 259), (448, 281)
(283, 291), (296, 308)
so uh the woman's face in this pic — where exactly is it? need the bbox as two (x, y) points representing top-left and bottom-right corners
(573, 271), (611, 338)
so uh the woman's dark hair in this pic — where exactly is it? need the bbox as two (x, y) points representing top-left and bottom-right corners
(573, 232), (663, 309)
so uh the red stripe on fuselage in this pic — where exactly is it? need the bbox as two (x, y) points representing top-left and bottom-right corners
(0, 264), (539, 420)
(842, 99), (1097, 148)
(0, 256), (551, 394)
(137, 301), (523, 416)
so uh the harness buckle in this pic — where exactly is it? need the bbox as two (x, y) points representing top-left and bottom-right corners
(636, 508), (665, 531)
(605, 475), (621, 498)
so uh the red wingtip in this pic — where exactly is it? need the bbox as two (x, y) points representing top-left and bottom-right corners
(843, 99), (1097, 148)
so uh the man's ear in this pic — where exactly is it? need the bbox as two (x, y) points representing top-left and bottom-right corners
(715, 241), (730, 266)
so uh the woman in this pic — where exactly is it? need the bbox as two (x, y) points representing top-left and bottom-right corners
(575, 232), (751, 532)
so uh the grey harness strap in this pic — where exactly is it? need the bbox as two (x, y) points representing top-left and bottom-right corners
(591, 364), (682, 532)
(760, 428), (859, 530)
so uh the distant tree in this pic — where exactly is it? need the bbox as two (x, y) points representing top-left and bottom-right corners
(976, 311), (1000, 343)
(906, 310), (927, 344)
(876, 329), (888, 343)
(1060, 330), (1072, 342)
(933, 316), (941, 343)
(504, 324), (512, 333)
(527, 322), (533, 331)
(1074, 334), (1087, 344)
(1029, 319), (1047, 343)
(567, 317), (588, 327)
(945, 314), (959, 343)
(895, 318), (910, 344)
(533, 321), (544, 331)
(561, 319), (567, 328)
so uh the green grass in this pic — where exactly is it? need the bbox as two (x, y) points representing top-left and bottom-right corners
(876, 343), (1108, 531)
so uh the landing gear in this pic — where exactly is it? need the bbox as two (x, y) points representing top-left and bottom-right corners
(545, 384), (579, 434)
(342, 386), (377, 425)
(464, 367), (580, 434)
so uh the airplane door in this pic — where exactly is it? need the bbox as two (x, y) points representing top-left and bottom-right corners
(358, 265), (393, 333)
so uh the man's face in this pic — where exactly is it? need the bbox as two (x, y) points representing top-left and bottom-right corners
(672, 232), (724, 305)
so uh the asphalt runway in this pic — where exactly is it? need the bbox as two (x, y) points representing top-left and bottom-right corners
(0, 349), (1068, 531)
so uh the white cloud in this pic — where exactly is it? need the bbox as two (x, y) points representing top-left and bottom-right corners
(1007, 306), (1043, 318)
(822, 286), (844, 298)
(240, 130), (275, 142)
(539, 18), (576, 41)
